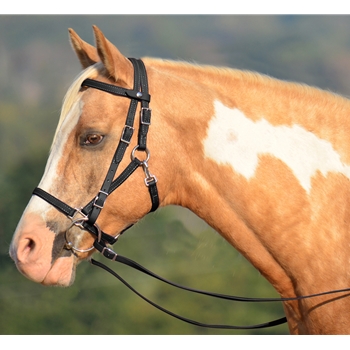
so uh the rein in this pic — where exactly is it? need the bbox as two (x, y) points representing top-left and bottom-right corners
(89, 245), (350, 330)
(32, 58), (350, 331)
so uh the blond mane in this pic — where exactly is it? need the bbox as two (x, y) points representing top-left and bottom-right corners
(146, 57), (348, 104)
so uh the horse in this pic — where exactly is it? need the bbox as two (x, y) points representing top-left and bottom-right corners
(9, 25), (350, 334)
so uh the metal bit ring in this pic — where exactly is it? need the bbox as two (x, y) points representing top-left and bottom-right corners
(64, 217), (95, 253)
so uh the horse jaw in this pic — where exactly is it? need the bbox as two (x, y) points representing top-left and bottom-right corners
(9, 212), (77, 287)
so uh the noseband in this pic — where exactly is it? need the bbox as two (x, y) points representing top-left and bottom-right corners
(33, 58), (159, 255)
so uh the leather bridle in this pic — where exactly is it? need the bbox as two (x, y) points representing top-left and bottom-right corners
(31, 58), (350, 332)
(33, 58), (159, 257)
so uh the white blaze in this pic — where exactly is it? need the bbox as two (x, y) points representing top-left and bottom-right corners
(203, 100), (350, 193)
(26, 100), (83, 218)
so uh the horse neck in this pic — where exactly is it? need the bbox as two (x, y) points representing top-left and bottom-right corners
(144, 59), (350, 333)
(147, 57), (350, 226)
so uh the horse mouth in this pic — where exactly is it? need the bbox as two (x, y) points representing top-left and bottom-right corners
(52, 230), (73, 262)
(35, 231), (76, 286)
(9, 214), (81, 287)
(11, 249), (77, 287)
(41, 229), (95, 286)
(40, 255), (77, 286)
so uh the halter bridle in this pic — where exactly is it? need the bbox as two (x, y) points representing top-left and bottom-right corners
(33, 58), (159, 256)
(31, 57), (350, 332)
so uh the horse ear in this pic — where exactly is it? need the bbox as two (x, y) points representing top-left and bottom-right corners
(92, 25), (133, 86)
(68, 28), (100, 69)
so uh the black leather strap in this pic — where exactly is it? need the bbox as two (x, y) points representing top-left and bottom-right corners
(33, 187), (76, 218)
(135, 59), (152, 151)
(90, 245), (350, 330)
(33, 58), (158, 246)
(81, 158), (142, 216)
(90, 256), (288, 330)
(147, 179), (159, 212)
(81, 59), (140, 226)
(81, 79), (150, 102)
(81, 58), (157, 226)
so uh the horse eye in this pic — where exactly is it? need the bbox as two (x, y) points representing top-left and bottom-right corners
(84, 134), (104, 145)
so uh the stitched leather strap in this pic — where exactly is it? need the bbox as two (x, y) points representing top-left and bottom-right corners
(33, 58), (158, 246)
(135, 59), (152, 151)
(90, 256), (288, 330)
(81, 58), (157, 226)
(147, 179), (159, 212)
(81, 59), (140, 226)
(81, 79), (150, 102)
(81, 158), (142, 216)
(33, 187), (76, 218)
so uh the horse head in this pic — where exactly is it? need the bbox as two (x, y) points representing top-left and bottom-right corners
(9, 26), (162, 286)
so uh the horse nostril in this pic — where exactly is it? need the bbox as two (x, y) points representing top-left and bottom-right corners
(16, 237), (38, 264)
(27, 238), (35, 251)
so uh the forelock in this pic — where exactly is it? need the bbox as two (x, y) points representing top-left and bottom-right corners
(52, 62), (103, 146)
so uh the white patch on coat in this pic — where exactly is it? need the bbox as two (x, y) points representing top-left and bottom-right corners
(203, 100), (350, 193)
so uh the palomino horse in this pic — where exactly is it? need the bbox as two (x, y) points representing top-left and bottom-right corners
(9, 26), (350, 334)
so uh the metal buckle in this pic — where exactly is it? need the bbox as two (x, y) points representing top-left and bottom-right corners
(144, 175), (158, 187)
(141, 161), (158, 187)
(101, 246), (118, 261)
(140, 107), (151, 125)
(130, 146), (157, 187)
(93, 190), (109, 209)
(120, 125), (134, 144)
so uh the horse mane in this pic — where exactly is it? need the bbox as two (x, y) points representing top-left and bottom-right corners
(144, 57), (349, 107)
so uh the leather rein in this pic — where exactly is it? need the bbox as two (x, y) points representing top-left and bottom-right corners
(32, 58), (350, 331)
